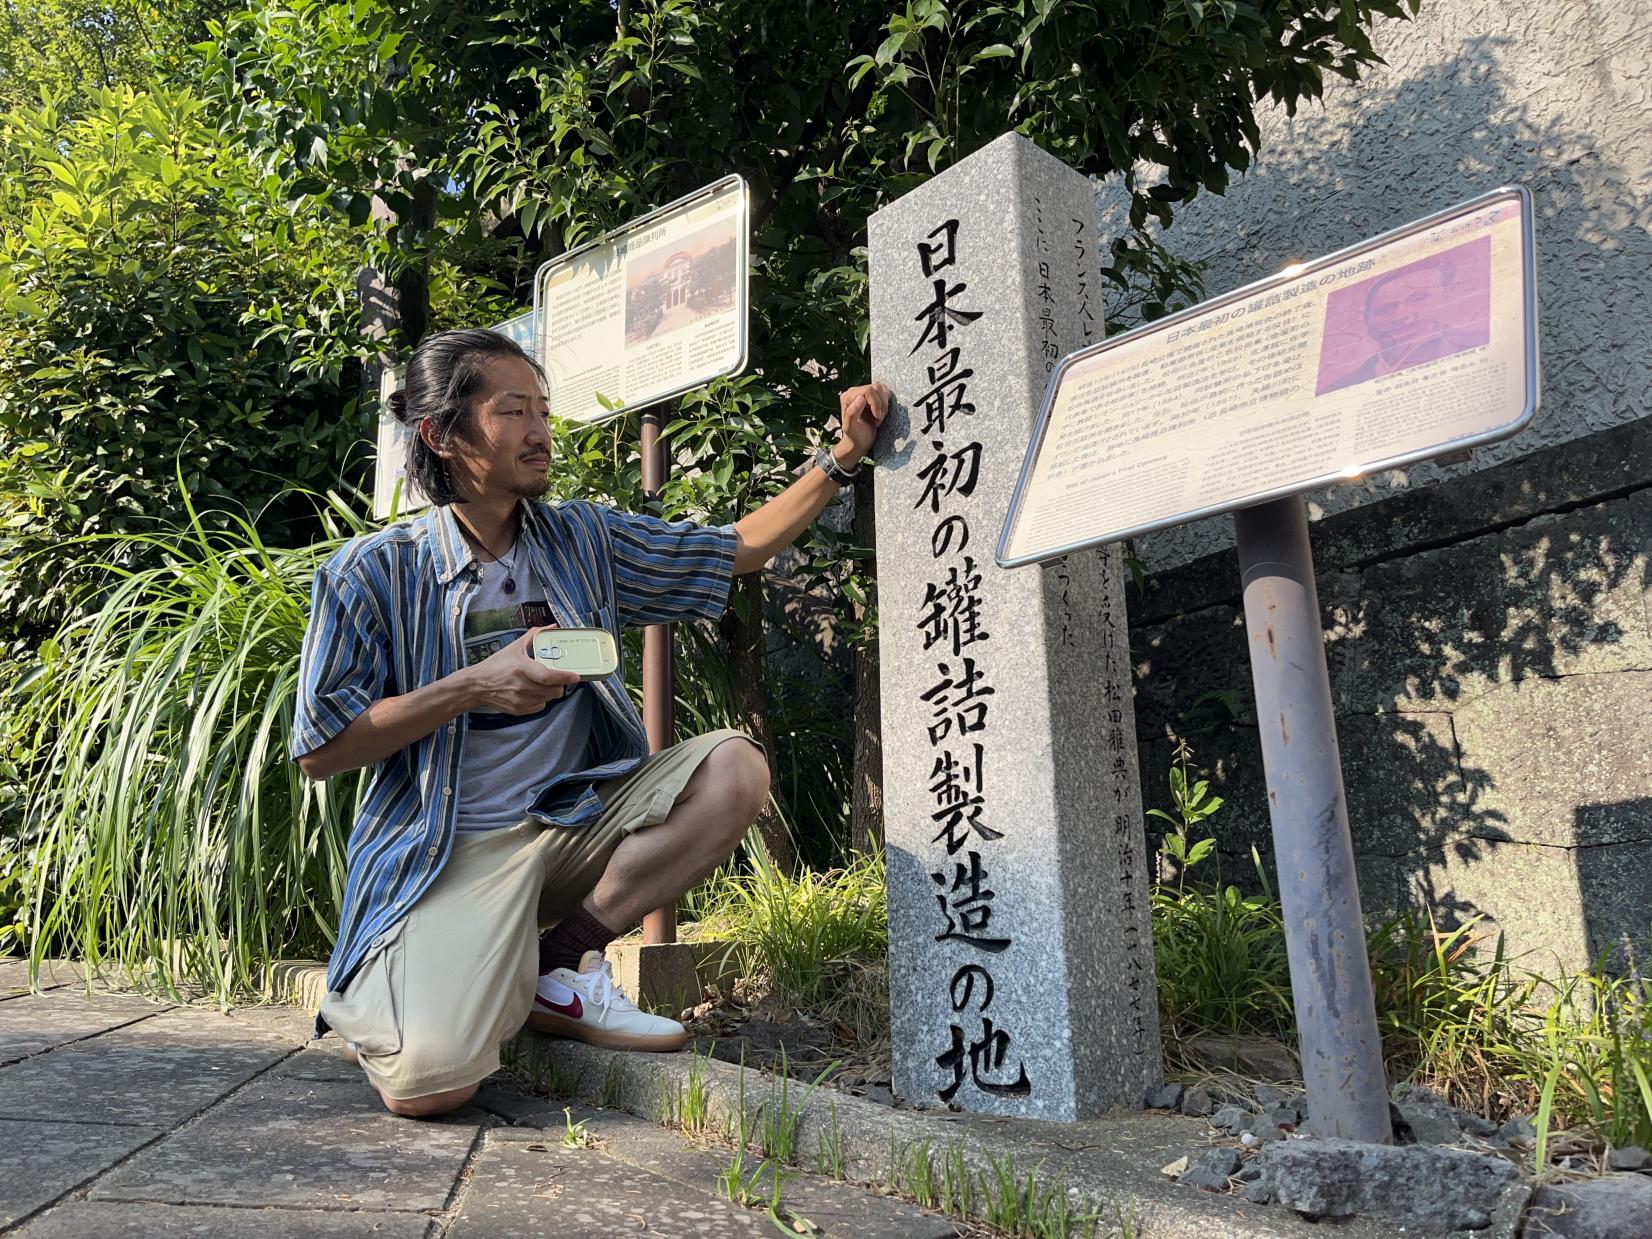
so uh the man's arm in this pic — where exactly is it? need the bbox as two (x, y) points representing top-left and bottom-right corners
(296, 672), (477, 780)
(732, 440), (862, 574)
(731, 383), (889, 574)
(296, 627), (578, 780)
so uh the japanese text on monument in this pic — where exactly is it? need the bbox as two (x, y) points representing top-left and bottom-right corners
(910, 217), (1030, 1103)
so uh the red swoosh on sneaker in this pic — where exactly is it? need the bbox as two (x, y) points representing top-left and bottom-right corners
(535, 992), (583, 1019)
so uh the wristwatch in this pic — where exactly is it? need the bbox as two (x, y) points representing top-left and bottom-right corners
(813, 446), (862, 486)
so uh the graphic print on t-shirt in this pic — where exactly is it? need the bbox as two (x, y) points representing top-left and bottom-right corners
(463, 597), (569, 730)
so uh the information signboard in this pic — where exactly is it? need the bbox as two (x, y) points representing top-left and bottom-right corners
(370, 309), (535, 521)
(534, 175), (748, 424)
(996, 186), (1538, 568)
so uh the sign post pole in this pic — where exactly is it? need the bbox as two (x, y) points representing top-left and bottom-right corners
(639, 406), (677, 946)
(1233, 493), (1390, 1143)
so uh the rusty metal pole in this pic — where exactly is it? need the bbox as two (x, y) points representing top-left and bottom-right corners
(639, 409), (677, 945)
(1233, 494), (1391, 1144)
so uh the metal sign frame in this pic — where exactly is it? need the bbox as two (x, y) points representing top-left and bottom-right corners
(532, 174), (750, 424)
(995, 184), (1539, 569)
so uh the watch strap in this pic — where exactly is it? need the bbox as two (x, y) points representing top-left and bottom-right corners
(814, 447), (861, 485)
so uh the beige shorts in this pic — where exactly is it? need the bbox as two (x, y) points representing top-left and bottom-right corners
(318, 728), (756, 1101)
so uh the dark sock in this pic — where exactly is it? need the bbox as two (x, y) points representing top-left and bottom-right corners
(539, 902), (618, 975)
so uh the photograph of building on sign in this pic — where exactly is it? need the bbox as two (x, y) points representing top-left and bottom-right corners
(1315, 234), (1492, 395)
(624, 217), (739, 345)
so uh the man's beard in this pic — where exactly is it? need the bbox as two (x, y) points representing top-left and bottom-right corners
(511, 474), (552, 500)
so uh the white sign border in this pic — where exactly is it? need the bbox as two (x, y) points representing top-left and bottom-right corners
(532, 174), (750, 424)
(995, 184), (1540, 569)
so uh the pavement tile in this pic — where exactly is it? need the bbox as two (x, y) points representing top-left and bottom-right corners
(0, 1118), (162, 1228)
(15, 1201), (435, 1238)
(89, 1073), (483, 1211)
(0, 1007), (298, 1126)
(216, 1003), (321, 1046)
(271, 1043), (372, 1083)
(444, 1131), (772, 1238)
(0, 990), (169, 1064)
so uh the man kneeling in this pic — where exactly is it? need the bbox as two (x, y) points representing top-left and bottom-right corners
(292, 328), (887, 1117)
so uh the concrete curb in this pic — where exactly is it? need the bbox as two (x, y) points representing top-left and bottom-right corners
(496, 1031), (1405, 1239)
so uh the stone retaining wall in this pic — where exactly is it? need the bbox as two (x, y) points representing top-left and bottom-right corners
(1131, 421), (1651, 974)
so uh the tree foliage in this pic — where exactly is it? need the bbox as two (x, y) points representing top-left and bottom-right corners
(201, 0), (1419, 537)
(0, 0), (218, 112)
(0, 86), (372, 652)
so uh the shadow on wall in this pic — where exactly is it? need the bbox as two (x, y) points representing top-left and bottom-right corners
(1574, 799), (1652, 973)
(1131, 36), (1652, 975)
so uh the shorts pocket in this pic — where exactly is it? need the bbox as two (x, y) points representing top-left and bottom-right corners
(319, 921), (406, 1058)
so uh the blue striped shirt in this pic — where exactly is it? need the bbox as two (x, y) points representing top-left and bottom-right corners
(292, 499), (736, 1003)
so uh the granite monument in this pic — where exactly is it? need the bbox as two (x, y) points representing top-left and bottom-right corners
(868, 132), (1161, 1121)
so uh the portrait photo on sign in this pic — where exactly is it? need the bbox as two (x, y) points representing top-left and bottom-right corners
(1314, 233), (1492, 395)
(623, 217), (739, 345)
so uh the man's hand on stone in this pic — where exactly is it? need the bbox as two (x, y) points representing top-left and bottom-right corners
(835, 381), (891, 465)
(462, 626), (578, 715)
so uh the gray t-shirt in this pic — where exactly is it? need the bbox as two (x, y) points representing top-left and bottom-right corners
(455, 546), (593, 832)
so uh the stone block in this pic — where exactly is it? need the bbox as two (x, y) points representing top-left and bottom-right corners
(1575, 835), (1652, 973)
(606, 939), (739, 1017)
(445, 1132), (771, 1239)
(1145, 1082), (1184, 1111)
(1132, 605), (1254, 734)
(869, 132), (1157, 1120)
(1527, 1173), (1652, 1239)
(267, 958), (328, 1013)
(16, 1202), (432, 1238)
(0, 1008), (294, 1127)
(90, 1074), (481, 1210)
(1451, 671), (1652, 849)
(0, 990), (169, 1065)
(1389, 1083), (1472, 1149)
(1179, 1147), (1239, 1193)
(1210, 1104), (1250, 1134)
(1263, 1137), (1519, 1229)
(1607, 1146), (1651, 1172)
(481, 1097), (963, 1239)
(1329, 502), (1651, 717)
(0, 958), (80, 994)
(1124, 0), (1652, 573)
(0, 1119), (160, 1228)
(1186, 1034), (1299, 1084)
(1179, 1085), (1215, 1117)
(1140, 710), (1482, 878)
(1238, 1178), (1273, 1204)
(1402, 836), (1593, 976)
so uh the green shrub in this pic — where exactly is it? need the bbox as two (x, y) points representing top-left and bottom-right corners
(7, 481), (852, 997)
(0, 85), (371, 660)
(687, 849), (889, 1043)
(9, 486), (373, 999)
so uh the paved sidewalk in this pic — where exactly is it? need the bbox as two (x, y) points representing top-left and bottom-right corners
(0, 961), (960, 1237)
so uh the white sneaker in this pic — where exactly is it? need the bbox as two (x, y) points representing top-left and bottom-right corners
(528, 950), (690, 1052)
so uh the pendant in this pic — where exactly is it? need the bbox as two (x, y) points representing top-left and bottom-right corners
(503, 575), (517, 595)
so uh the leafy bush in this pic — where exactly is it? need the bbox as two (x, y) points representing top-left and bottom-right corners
(0, 86), (372, 660)
(8, 487), (373, 999)
(686, 849), (889, 1044)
